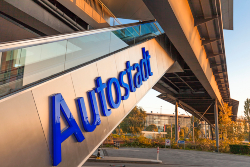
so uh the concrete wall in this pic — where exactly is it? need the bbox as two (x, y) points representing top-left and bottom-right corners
(0, 38), (174, 167)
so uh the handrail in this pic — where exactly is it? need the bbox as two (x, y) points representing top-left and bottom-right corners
(96, 0), (139, 36)
(0, 20), (155, 53)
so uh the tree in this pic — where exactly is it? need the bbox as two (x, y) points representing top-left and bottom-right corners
(165, 125), (174, 139)
(145, 124), (158, 132)
(119, 106), (147, 135)
(219, 103), (233, 140)
(182, 127), (189, 138)
(115, 125), (123, 135)
(244, 98), (250, 141)
(180, 128), (185, 138)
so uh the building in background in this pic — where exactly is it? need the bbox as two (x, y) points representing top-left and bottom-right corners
(145, 112), (191, 132)
(141, 131), (167, 139)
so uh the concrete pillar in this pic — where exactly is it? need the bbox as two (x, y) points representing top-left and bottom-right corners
(175, 101), (179, 142)
(214, 99), (219, 152)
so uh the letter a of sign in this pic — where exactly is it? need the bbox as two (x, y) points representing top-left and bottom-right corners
(52, 93), (85, 166)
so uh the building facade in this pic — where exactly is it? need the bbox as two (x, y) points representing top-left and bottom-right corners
(145, 112), (191, 132)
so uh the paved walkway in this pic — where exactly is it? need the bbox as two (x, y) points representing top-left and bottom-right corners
(84, 148), (250, 167)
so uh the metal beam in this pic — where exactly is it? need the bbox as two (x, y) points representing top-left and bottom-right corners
(214, 99), (219, 152)
(174, 73), (195, 92)
(197, 112), (214, 115)
(175, 101), (179, 142)
(176, 94), (210, 97)
(215, 77), (224, 80)
(205, 122), (207, 138)
(213, 71), (225, 75)
(167, 76), (196, 79)
(194, 16), (219, 27)
(210, 63), (224, 68)
(219, 90), (229, 92)
(173, 81), (200, 84)
(162, 76), (180, 90)
(199, 102), (214, 121)
(181, 99), (214, 101)
(202, 38), (221, 45)
(207, 53), (224, 59)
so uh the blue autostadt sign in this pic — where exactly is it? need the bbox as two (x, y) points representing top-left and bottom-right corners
(51, 47), (153, 166)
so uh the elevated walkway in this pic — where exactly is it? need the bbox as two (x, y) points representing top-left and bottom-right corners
(0, 21), (175, 167)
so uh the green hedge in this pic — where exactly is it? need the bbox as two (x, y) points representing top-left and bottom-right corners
(229, 145), (250, 154)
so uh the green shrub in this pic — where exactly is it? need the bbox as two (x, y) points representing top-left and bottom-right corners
(229, 145), (250, 154)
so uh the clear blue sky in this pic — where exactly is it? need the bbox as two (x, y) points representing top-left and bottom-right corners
(120, 2), (249, 117)
(224, 1), (250, 116)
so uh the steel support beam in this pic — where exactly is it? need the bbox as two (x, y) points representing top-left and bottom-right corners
(202, 38), (221, 46)
(208, 125), (210, 139)
(194, 16), (219, 27)
(215, 77), (224, 80)
(163, 76), (180, 91)
(205, 122), (207, 138)
(175, 100), (179, 142)
(213, 71), (225, 75)
(174, 73), (195, 92)
(210, 63), (224, 68)
(193, 116), (195, 142)
(214, 99), (219, 152)
(218, 82), (226, 85)
(207, 53), (224, 59)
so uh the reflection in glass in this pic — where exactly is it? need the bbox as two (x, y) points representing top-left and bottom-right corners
(0, 49), (24, 96)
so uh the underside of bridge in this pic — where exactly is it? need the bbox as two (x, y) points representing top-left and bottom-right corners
(143, 0), (238, 124)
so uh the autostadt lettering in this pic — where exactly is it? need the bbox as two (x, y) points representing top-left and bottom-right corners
(52, 47), (153, 166)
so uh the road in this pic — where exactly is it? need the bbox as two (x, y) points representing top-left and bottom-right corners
(84, 147), (250, 167)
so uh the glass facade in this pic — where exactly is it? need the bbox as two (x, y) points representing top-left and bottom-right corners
(145, 113), (191, 132)
(0, 21), (163, 97)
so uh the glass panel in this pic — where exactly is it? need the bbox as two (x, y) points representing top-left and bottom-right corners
(110, 32), (129, 53)
(112, 28), (135, 45)
(126, 27), (140, 37)
(22, 40), (67, 86)
(0, 21), (163, 98)
(65, 32), (111, 70)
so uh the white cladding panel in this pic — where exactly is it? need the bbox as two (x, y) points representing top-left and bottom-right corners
(0, 38), (174, 167)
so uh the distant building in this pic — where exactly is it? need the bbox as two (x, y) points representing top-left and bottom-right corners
(236, 119), (249, 133)
(145, 112), (191, 132)
(141, 131), (167, 139)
